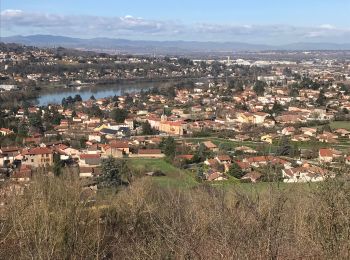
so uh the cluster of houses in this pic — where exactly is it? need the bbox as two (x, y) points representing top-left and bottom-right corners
(174, 140), (336, 183)
(1, 78), (350, 184)
(1, 121), (344, 184)
(0, 136), (168, 182)
(0, 45), (210, 86)
(2, 44), (350, 188)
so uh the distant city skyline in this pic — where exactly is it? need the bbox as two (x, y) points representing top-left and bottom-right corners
(1, 0), (350, 44)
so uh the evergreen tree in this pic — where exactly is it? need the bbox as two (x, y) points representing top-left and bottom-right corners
(110, 108), (128, 123)
(28, 112), (43, 131)
(112, 95), (119, 102)
(17, 122), (28, 136)
(74, 94), (82, 102)
(162, 136), (176, 159)
(125, 94), (133, 105)
(277, 136), (292, 156)
(61, 97), (67, 107)
(253, 80), (267, 96)
(53, 153), (63, 176)
(271, 102), (284, 115)
(141, 121), (155, 135)
(228, 161), (244, 178)
(98, 157), (131, 188)
(316, 89), (327, 106)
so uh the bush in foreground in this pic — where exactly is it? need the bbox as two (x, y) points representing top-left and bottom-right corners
(1, 175), (350, 259)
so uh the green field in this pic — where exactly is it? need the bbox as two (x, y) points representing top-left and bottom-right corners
(128, 158), (197, 188)
(126, 158), (317, 194)
(128, 158), (244, 188)
(330, 121), (350, 130)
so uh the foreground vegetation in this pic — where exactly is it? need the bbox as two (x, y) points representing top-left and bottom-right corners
(1, 173), (350, 259)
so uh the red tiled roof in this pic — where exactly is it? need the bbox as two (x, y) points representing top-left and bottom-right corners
(319, 148), (333, 157)
(235, 161), (250, 169)
(207, 172), (224, 181)
(244, 156), (288, 165)
(0, 146), (21, 153)
(207, 159), (218, 166)
(217, 155), (231, 161)
(22, 147), (52, 155)
(0, 128), (13, 133)
(165, 121), (185, 126)
(109, 140), (129, 149)
(138, 149), (162, 155)
(242, 171), (262, 181)
(176, 154), (194, 160)
(80, 154), (101, 159)
(79, 167), (95, 173)
(202, 141), (217, 149)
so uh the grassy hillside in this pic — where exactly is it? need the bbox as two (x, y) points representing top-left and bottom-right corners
(128, 158), (197, 188)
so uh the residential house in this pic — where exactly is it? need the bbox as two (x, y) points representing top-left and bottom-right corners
(176, 154), (194, 161)
(300, 127), (317, 137)
(202, 141), (218, 152)
(21, 147), (53, 167)
(89, 132), (102, 143)
(260, 134), (277, 144)
(319, 148), (342, 163)
(317, 132), (338, 143)
(291, 134), (311, 142)
(159, 120), (187, 136)
(79, 166), (98, 178)
(334, 128), (350, 137)
(103, 140), (129, 158)
(282, 165), (328, 183)
(207, 171), (228, 181)
(281, 126), (295, 136)
(0, 147), (21, 167)
(216, 155), (232, 164)
(241, 171), (262, 183)
(79, 154), (101, 167)
(243, 156), (290, 168)
(204, 158), (220, 168)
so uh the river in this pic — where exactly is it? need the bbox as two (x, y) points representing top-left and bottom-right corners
(36, 81), (174, 106)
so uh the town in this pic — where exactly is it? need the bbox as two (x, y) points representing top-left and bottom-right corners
(2, 0), (350, 258)
(1, 42), (350, 194)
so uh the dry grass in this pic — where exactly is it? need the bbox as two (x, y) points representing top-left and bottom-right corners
(1, 175), (350, 259)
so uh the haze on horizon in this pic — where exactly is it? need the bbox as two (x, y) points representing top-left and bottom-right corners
(1, 0), (350, 45)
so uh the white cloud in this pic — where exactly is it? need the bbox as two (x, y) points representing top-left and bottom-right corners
(1, 9), (349, 43)
(1, 9), (181, 35)
(319, 24), (335, 30)
(1, 9), (23, 17)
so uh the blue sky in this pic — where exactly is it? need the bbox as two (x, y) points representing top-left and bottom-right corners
(1, 0), (350, 44)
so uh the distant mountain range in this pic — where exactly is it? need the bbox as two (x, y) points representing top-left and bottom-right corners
(1, 35), (350, 54)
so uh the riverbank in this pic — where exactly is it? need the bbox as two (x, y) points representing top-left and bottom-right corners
(36, 78), (199, 106)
